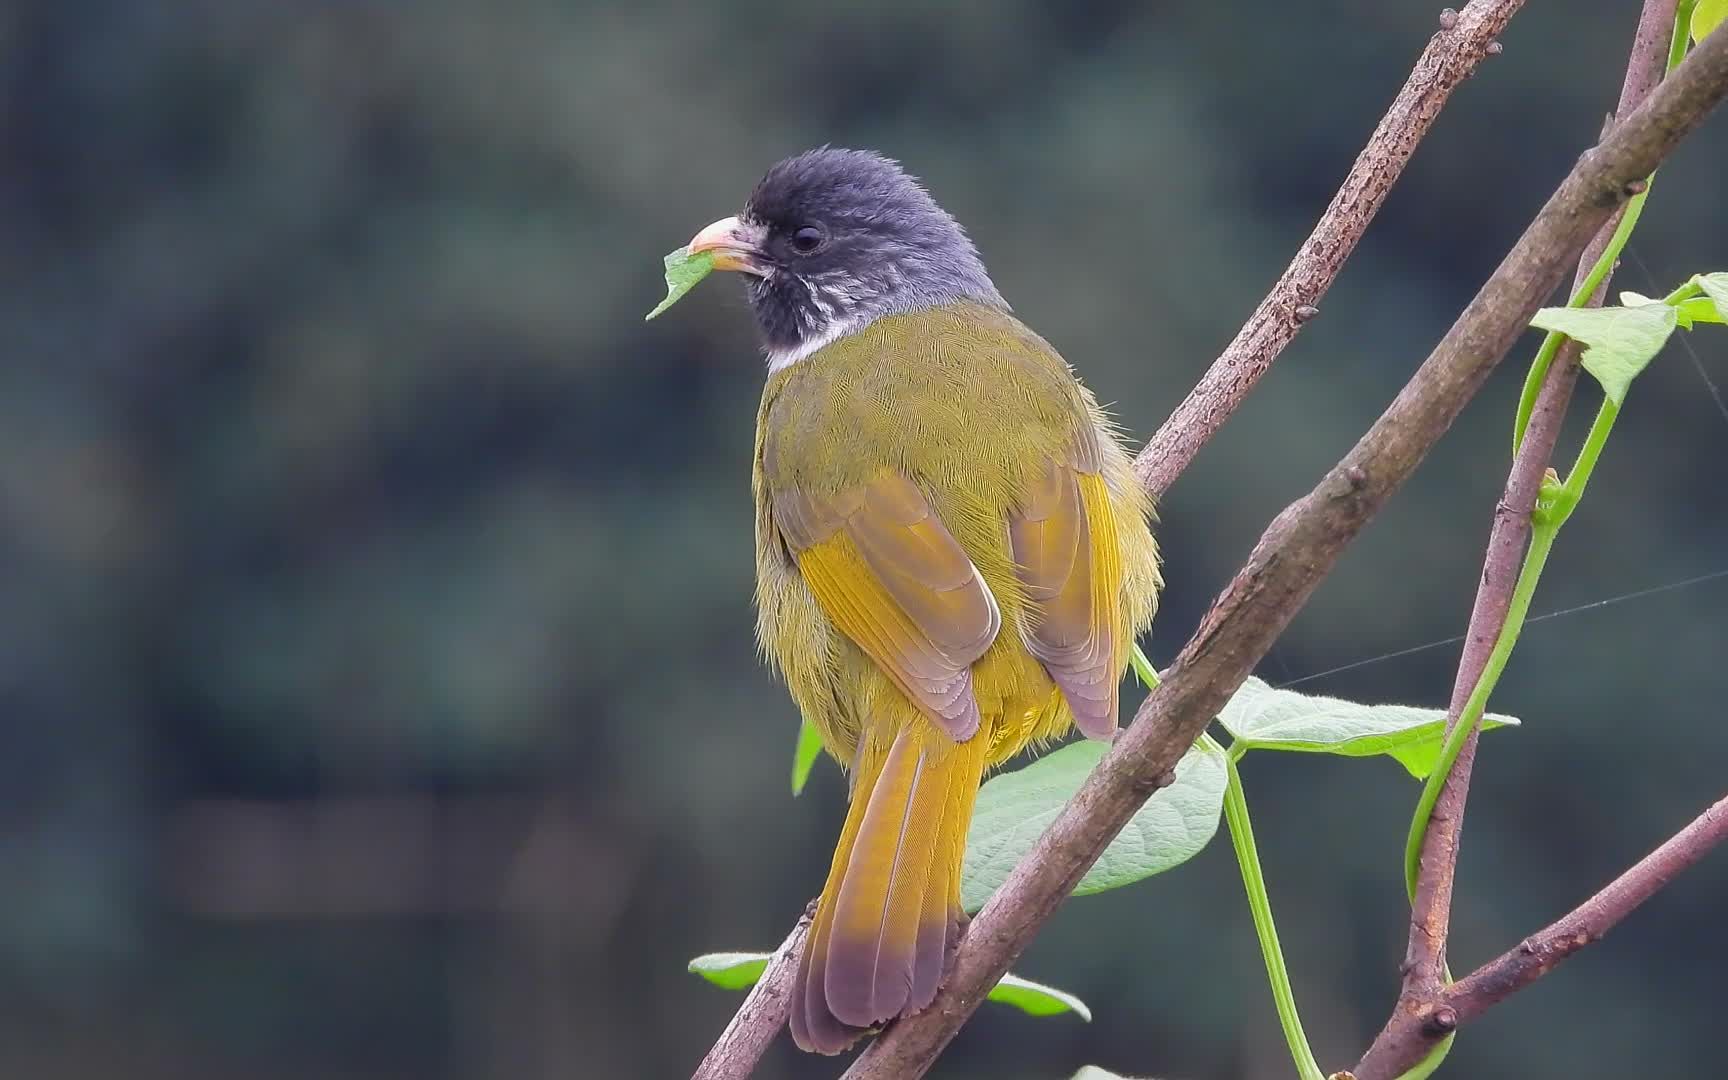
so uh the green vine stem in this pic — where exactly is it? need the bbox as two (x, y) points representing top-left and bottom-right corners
(1218, 740), (1326, 1080)
(1135, 13), (1706, 1080)
(1404, 520), (1558, 897)
(1130, 645), (1324, 1080)
(1510, 193), (1649, 452)
(1134, 4), (1693, 1020)
(1553, 400), (1619, 519)
(1127, 642), (1160, 692)
(1511, 1), (1695, 454)
(1416, 0), (1696, 904)
(1662, 277), (1705, 306)
(1394, 1035), (1456, 1080)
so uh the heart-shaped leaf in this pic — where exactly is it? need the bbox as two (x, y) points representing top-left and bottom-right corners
(687, 952), (1090, 1020)
(644, 245), (717, 320)
(961, 737), (1225, 913)
(1218, 677), (1519, 779)
(1529, 303), (1677, 406)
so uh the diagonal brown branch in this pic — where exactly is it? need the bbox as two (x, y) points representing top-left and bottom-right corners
(845, 21), (1728, 1080)
(691, 6), (1526, 1077)
(690, 909), (811, 1080)
(1443, 793), (1728, 1025)
(1133, 0), (1527, 498)
(1354, 3), (1682, 1075)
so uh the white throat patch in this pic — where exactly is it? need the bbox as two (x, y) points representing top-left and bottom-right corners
(764, 314), (871, 373)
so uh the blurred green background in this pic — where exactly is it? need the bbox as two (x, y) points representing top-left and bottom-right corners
(3, 2), (1726, 1078)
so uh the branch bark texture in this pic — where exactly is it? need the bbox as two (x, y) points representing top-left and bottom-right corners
(1356, 3), (1682, 1075)
(1444, 793), (1728, 1024)
(690, 912), (810, 1080)
(846, 21), (1728, 1080)
(1132, 0), (1526, 498)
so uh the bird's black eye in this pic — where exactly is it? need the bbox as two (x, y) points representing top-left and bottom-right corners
(789, 224), (827, 255)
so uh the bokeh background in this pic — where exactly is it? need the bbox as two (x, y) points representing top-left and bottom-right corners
(3, 2), (1726, 1078)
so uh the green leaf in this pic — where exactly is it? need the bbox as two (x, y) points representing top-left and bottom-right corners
(1694, 0), (1728, 43)
(1695, 272), (1728, 323)
(1218, 677), (1519, 780)
(644, 245), (717, 320)
(791, 718), (824, 795)
(687, 952), (770, 990)
(1679, 297), (1726, 327)
(961, 738), (1226, 912)
(1529, 303), (1677, 406)
(688, 951), (1090, 1021)
(1619, 290), (1701, 330)
(988, 973), (1092, 1020)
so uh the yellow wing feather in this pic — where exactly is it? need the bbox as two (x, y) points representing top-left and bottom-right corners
(776, 472), (999, 741)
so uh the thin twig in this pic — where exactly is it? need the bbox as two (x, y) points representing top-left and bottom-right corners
(1354, 4), (1681, 1075)
(692, 6), (1526, 1076)
(1133, 0), (1525, 499)
(846, 26), (1728, 1080)
(1442, 793), (1728, 1024)
(690, 909), (812, 1080)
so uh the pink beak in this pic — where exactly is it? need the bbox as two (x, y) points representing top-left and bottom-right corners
(686, 215), (769, 274)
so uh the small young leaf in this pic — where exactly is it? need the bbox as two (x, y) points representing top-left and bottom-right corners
(1679, 297), (1726, 327)
(1694, 0), (1728, 43)
(989, 973), (1092, 1021)
(644, 245), (717, 320)
(961, 738), (1226, 912)
(791, 718), (824, 796)
(687, 952), (770, 990)
(1529, 303), (1678, 406)
(1218, 677), (1519, 780)
(1617, 288), (1714, 330)
(1696, 272), (1728, 322)
(688, 951), (1090, 1020)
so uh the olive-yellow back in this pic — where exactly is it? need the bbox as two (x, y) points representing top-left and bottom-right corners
(752, 300), (1160, 1053)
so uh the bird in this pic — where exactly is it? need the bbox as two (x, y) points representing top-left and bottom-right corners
(683, 148), (1162, 1054)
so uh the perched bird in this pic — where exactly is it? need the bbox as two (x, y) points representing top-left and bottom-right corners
(685, 148), (1161, 1054)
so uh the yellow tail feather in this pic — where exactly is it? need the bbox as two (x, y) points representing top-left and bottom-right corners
(790, 723), (990, 1054)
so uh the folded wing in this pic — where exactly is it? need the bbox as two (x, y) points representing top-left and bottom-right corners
(1007, 441), (1124, 739)
(773, 471), (1000, 741)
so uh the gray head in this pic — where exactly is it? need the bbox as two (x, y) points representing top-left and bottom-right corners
(686, 149), (1006, 364)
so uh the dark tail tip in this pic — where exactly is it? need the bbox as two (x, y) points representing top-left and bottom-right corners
(790, 935), (867, 1054)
